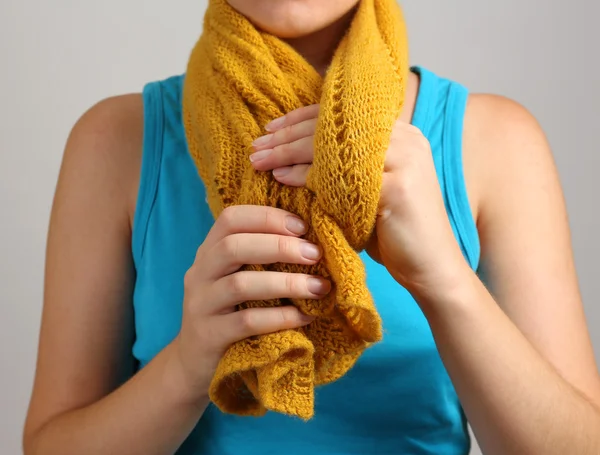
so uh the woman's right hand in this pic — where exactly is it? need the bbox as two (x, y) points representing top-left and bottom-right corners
(170, 205), (330, 405)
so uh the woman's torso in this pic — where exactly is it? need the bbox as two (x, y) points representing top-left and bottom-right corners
(131, 66), (479, 455)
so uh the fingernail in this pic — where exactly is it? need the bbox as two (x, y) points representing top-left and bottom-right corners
(273, 167), (292, 178)
(249, 149), (272, 163)
(286, 216), (307, 235)
(307, 277), (330, 295)
(299, 312), (316, 323)
(252, 133), (273, 147)
(300, 242), (321, 261)
(265, 116), (286, 132)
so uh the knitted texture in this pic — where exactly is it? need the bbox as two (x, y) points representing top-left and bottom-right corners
(183, 0), (409, 420)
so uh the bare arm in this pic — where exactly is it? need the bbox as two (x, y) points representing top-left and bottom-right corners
(421, 95), (600, 454)
(23, 96), (208, 455)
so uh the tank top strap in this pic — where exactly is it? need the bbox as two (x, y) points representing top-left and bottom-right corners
(412, 66), (480, 269)
(133, 80), (165, 264)
(134, 75), (211, 267)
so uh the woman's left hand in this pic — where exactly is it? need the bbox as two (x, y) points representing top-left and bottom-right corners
(250, 105), (471, 302)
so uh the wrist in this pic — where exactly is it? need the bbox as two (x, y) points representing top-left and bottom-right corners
(404, 261), (478, 317)
(162, 338), (211, 412)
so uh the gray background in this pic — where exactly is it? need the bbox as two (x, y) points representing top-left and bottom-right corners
(0, 1), (598, 454)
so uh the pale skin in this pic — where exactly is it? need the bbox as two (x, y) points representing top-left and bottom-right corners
(23, 1), (600, 454)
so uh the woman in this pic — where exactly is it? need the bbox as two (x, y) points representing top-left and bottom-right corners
(23, 0), (600, 454)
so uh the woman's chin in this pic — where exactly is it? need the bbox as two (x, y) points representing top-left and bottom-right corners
(226, 0), (360, 39)
(253, 22), (325, 39)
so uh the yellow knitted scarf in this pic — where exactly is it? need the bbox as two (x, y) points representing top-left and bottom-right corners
(183, 0), (409, 420)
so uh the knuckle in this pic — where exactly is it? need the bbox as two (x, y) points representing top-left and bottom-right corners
(385, 173), (412, 200)
(287, 109), (300, 124)
(404, 123), (422, 135)
(396, 173), (415, 197)
(277, 235), (293, 256)
(238, 310), (256, 332)
(230, 273), (248, 298)
(394, 178), (411, 196)
(218, 206), (237, 228)
(284, 273), (298, 296)
(277, 307), (294, 326)
(183, 268), (196, 290)
(273, 142), (290, 156)
(193, 244), (205, 262)
(307, 105), (320, 117)
(280, 124), (293, 142)
(220, 235), (239, 261)
(262, 206), (276, 231)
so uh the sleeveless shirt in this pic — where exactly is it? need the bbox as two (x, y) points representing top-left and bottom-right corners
(132, 66), (480, 454)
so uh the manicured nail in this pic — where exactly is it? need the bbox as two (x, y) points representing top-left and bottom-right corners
(249, 149), (272, 163)
(307, 277), (330, 295)
(286, 216), (307, 235)
(299, 312), (316, 323)
(273, 167), (292, 178)
(252, 133), (273, 147)
(300, 242), (321, 261)
(265, 116), (286, 132)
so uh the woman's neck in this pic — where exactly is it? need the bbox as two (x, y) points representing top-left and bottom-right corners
(283, 8), (356, 76)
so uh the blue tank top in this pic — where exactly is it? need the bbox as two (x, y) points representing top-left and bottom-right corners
(133, 66), (480, 455)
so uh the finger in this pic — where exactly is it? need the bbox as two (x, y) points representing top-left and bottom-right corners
(218, 306), (315, 345)
(209, 271), (331, 313)
(250, 135), (314, 171)
(264, 104), (320, 132)
(272, 164), (311, 187)
(252, 117), (318, 152)
(206, 205), (307, 246)
(209, 233), (322, 278)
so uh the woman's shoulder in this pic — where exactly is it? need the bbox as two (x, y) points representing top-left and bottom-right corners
(66, 94), (145, 228)
(462, 92), (552, 224)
